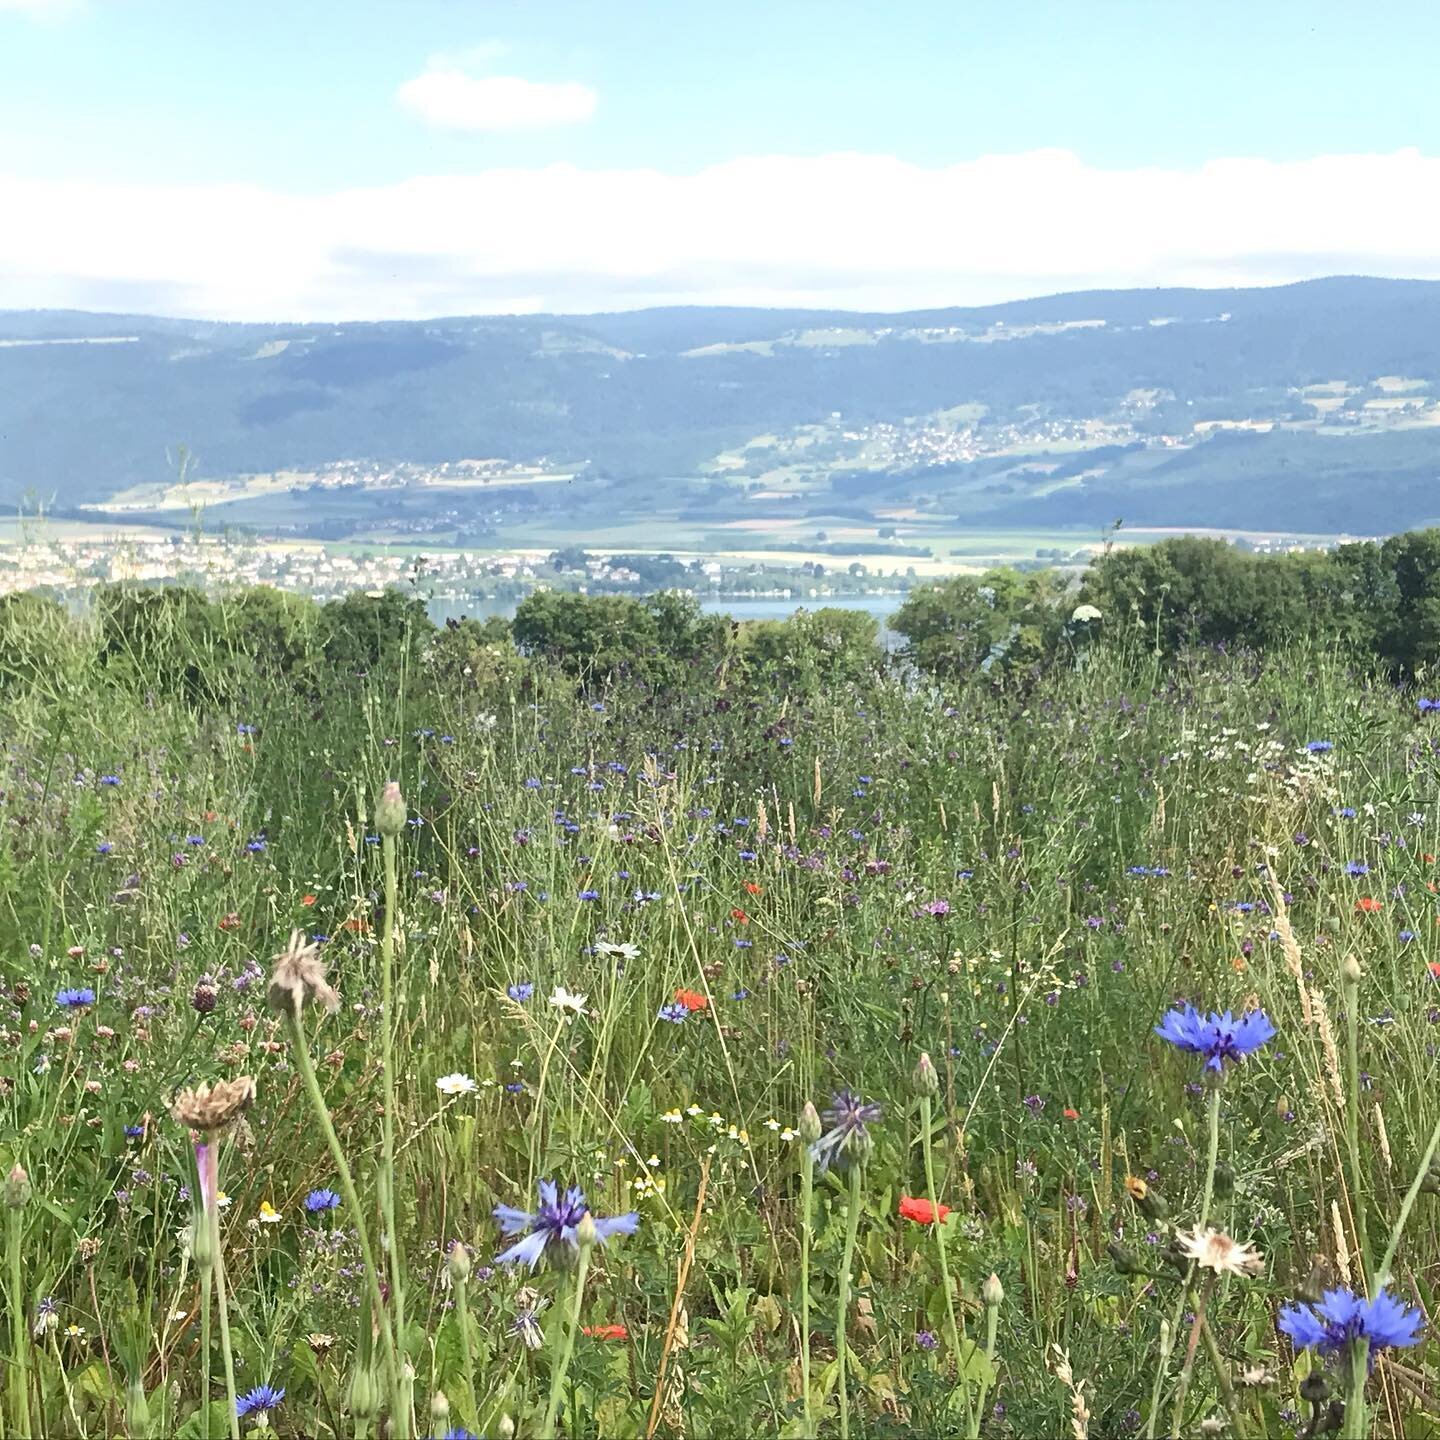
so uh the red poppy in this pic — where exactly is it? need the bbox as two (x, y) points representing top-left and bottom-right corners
(1356, 897), (1383, 914)
(1425, 854), (1437, 864)
(583, 1324), (628, 1341)
(674, 988), (709, 1013)
(1430, 961), (1440, 978)
(342, 917), (370, 933)
(1062, 1107), (1080, 1120)
(203, 811), (218, 823)
(744, 882), (764, 896)
(898, 1196), (950, 1225)
(217, 912), (241, 932)
(300, 894), (317, 907)
(730, 908), (749, 925)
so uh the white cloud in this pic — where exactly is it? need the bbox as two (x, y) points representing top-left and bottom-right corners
(397, 68), (596, 132)
(2, 148), (1439, 320)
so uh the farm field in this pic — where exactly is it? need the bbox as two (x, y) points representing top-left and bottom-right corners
(2, 587), (1439, 1437)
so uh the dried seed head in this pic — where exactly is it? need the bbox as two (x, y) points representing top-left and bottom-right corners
(191, 982), (219, 1015)
(169, 1075), (256, 1133)
(267, 930), (340, 1019)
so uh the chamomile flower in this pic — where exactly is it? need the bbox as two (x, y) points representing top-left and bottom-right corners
(436, 1073), (478, 1096)
(549, 986), (588, 1016)
(257, 1201), (283, 1225)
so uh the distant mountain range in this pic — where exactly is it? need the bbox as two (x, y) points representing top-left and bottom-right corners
(4, 276), (1440, 544)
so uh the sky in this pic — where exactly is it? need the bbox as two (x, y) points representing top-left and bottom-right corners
(2, 0), (1440, 319)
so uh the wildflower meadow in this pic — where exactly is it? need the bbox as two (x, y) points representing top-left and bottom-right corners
(4, 585), (1440, 1437)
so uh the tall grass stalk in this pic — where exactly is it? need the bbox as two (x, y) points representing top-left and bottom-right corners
(6, 1192), (28, 1440)
(835, 1163), (863, 1440)
(798, 1132), (816, 1434)
(918, 1089), (968, 1425)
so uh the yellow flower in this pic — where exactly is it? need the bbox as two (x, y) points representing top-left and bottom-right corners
(258, 1201), (283, 1225)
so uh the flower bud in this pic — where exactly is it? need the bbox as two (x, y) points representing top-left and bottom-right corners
(5, 1163), (31, 1210)
(576, 1211), (599, 1250)
(982, 1273), (1004, 1308)
(348, 1366), (380, 1422)
(1299, 1371), (1330, 1405)
(498, 1415), (516, 1440)
(912, 1052), (940, 1099)
(1125, 1175), (1169, 1221)
(430, 1389), (450, 1424)
(125, 1377), (150, 1434)
(799, 1102), (823, 1146)
(1106, 1241), (1142, 1275)
(1342, 955), (1363, 989)
(1212, 1162), (1235, 1200)
(375, 781), (407, 837)
(447, 1241), (473, 1285)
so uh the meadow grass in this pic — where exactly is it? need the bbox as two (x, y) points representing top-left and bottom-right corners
(2, 620), (1440, 1436)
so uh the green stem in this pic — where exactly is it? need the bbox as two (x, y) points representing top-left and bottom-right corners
(540, 1248), (593, 1440)
(1147, 1090), (1221, 1440)
(1376, 1113), (1440, 1287)
(8, 1207), (27, 1440)
(1343, 982), (1374, 1286)
(919, 1096), (969, 1431)
(1343, 1341), (1370, 1440)
(836, 1163), (864, 1440)
(1198, 1085), (1221, 1229)
(1199, 1315), (1247, 1440)
(285, 1011), (400, 1421)
(200, 1261), (213, 1440)
(380, 833), (409, 1439)
(456, 1274), (476, 1417)
(1143, 1319), (1173, 1440)
(799, 1148), (814, 1435)
(209, 1200), (241, 1440)
(970, 1303), (1000, 1440)
(1167, 1276), (1213, 1440)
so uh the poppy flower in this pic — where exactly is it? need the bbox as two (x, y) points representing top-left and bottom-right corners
(898, 1196), (950, 1225)
(674, 989), (709, 1013)
(1429, 962), (1440, 978)
(583, 1324), (628, 1341)
(730, 908), (749, 925)
(1062, 1107), (1080, 1120)
(744, 882), (764, 896)
(300, 894), (316, 907)
(217, 912), (241, 932)
(342, 917), (370, 933)
(1356, 897), (1383, 914)
(1426, 854), (1437, 864)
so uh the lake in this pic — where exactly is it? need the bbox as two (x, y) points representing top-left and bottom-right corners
(424, 593), (904, 628)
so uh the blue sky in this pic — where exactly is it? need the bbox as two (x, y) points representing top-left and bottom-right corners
(2, 0), (1438, 318)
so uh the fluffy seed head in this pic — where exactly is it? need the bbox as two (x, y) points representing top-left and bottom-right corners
(267, 930), (340, 1019)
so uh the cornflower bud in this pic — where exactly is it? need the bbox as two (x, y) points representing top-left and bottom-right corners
(126, 1377), (150, 1432)
(5, 1163), (31, 1209)
(912, 1052), (940, 1099)
(982, 1273), (1004, 1308)
(375, 781), (407, 837)
(1342, 955), (1363, 988)
(799, 1102), (823, 1146)
(348, 1367), (380, 1422)
(498, 1415), (516, 1440)
(576, 1211), (599, 1250)
(1106, 1241), (1142, 1275)
(447, 1241), (473, 1285)
(430, 1389), (450, 1424)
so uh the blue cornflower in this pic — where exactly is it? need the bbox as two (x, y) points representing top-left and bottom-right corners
(99, 775), (121, 786)
(433, 1431), (479, 1440)
(578, 889), (600, 901)
(508, 982), (535, 1002)
(246, 838), (267, 854)
(1346, 860), (1370, 877)
(657, 1002), (689, 1023)
(123, 1125), (144, 1140)
(236, 1383), (285, 1417)
(1419, 698), (1440, 715)
(236, 724), (257, 736)
(1155, 1004), (1276, 1072)
(1279, 1287), (1422, 1367)
(304, 1189), (341, 1213)
(1306, 740), (1334, 753)
(809, 1091), (883, 1173)
(96, 842), (113, 854)
(56, 988), (95, 1010)
(493, 1180), (639, 1269)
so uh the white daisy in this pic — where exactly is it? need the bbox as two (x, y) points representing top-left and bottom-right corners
(595, 940), (641, 960)
(549, 985), (588, 1015)
(436, 1073), (478, 1096)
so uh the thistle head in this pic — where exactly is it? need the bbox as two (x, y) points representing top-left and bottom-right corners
(169, 1076), (256, 1133)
